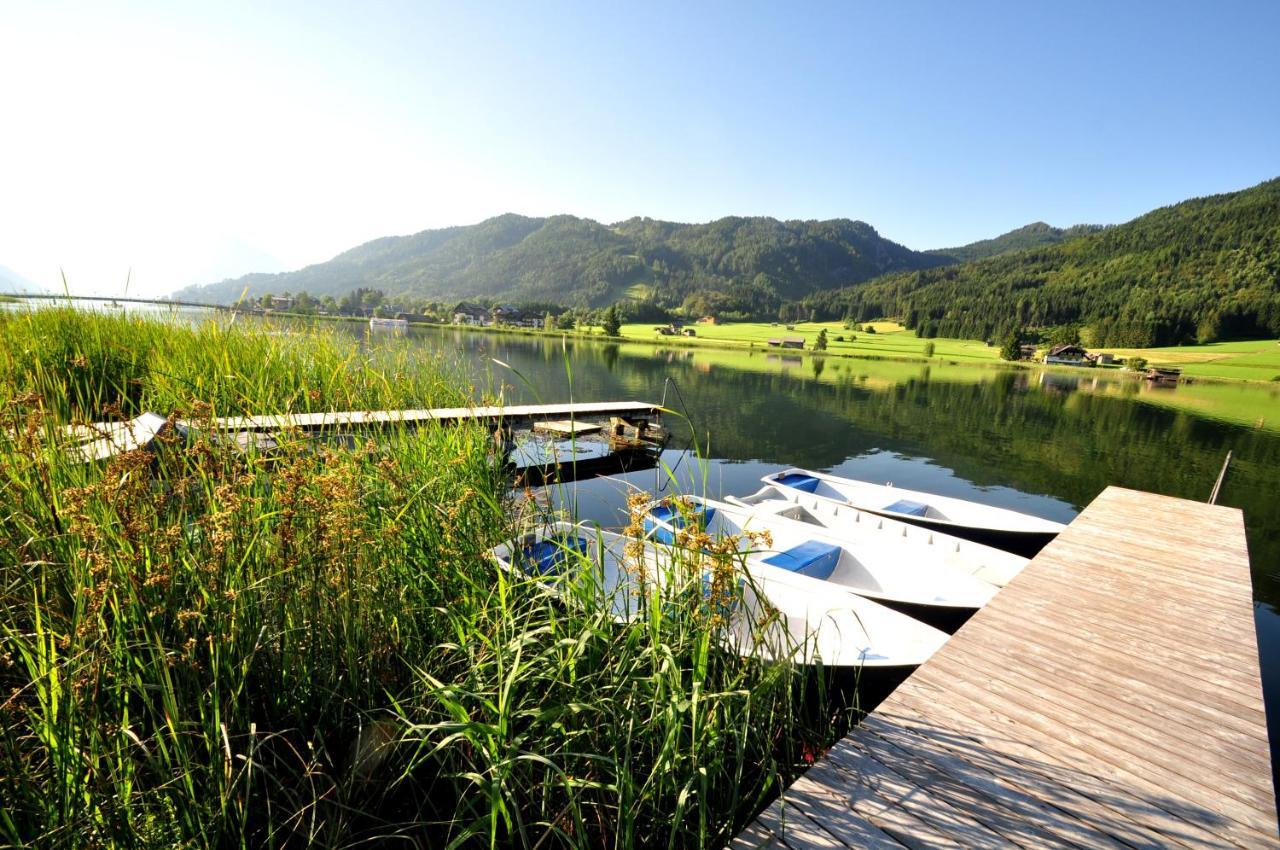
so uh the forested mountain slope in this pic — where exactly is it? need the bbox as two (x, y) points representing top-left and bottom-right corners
(929, 222), (1106, 262)
(808, 178), (1280, 346)
(174, 214), (948, 315)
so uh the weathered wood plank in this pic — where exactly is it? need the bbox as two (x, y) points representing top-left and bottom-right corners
(734, 486), (1276, 849)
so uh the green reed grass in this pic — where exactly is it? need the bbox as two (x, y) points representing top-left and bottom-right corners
(0, 308), (839, 849)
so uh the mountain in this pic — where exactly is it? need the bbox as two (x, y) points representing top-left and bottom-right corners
(806, 178), (1280, 347)
(929, 222), (1106, 263)
(172, 214), (951, 316)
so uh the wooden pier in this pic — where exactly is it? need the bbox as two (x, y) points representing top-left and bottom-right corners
(735, 486), (1277, 849)
(65, 401), (663, 462)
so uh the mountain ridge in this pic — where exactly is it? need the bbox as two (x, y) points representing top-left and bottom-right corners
(805, 177), (1280, 346)
(171, 213), (952, 314)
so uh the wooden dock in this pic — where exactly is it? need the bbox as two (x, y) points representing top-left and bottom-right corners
(65, 401), (663, 462)
(735, 486), (1277, 849)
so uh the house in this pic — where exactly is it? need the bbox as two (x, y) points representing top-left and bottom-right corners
(1018, 344), (1039, 361)
(1044, 344), (1091, 367)
(683, 328), (697, 337)
(655, 326), (676, 336)
(768, 337), (805, 350)
(697, 315), (718, 325)
(493, 305), (540, 328)
(1085, 351), (1115, 366)
(269, 295), (293, 310)
(452, 303), (492, 326)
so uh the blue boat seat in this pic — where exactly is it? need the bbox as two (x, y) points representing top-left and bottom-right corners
(762, 540), (842, 580)
(520, 534), (588, 576)
(776, 472), (821, 493)
(644, 503), (716, 545)
(883, 498), (929, 517)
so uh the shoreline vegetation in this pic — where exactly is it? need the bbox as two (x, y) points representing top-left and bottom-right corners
(0, 308), (843, 848)
(373, 314), (1280, 385)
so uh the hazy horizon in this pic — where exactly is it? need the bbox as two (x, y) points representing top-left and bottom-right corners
(3, 1), (1278, 297)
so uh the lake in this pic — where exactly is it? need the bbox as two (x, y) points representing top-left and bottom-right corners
(381, 324), (1280, 775)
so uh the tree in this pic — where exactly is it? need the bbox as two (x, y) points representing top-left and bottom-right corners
(923, 341), (935, 358)
(556, 313), (576, 331)
(543, 312), (555, 331)
(815, 328), (828, 351)
(863, 324), (876, 334)
(601, 304), (621, 337)
(1000, 331), (1023, 361)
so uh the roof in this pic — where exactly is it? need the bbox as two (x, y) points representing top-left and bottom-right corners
(1048, 343), (1087, 356)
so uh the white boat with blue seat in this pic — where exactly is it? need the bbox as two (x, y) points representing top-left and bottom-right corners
(729, 484), (1029, 588)
(491, 521), (948, 670)
(763, 468), (1066, 557)
(642, 497), (998, 617)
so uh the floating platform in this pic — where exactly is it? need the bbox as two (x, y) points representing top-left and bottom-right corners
(735, 486), (1276, 849)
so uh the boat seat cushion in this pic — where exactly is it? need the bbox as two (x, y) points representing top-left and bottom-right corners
(644, 504), (716, 545)
(520, 535), (589, 576)
(775, 472), (821, 493)
(762, 540), (842, 580)
(884, 498), (929, 517)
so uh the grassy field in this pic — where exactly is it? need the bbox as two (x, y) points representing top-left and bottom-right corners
(0, 308), (834, 849)
(1099, 339), (1280, 381)
(617, 319), (1280, 382)
(619, 320), (1001, 363)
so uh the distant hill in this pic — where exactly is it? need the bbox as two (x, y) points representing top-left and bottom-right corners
(807, 178), (1280, 347)
(173, 214), (951, 316)
(929, 222), (1106, 263)
(0, 265), (50, 294)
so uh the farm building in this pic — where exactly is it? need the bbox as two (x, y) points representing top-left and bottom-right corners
(1045, 343), (1091, 366)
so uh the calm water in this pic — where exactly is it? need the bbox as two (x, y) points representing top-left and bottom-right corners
(387, 325), (1280, 775)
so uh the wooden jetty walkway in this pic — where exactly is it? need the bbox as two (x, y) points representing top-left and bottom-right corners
(65, 401), (663, 462)
(735, 486), (1277, 849)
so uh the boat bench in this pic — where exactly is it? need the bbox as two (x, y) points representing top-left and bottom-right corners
(645, 504), (716, 545)
(521, 535), (589, 575)
(883, 498), (930, 517)
(762, 540), (841, 580)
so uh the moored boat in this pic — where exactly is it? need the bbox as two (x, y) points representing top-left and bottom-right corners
(491, 521), (948, 670)
(762, 468), (1066, 557)
(728, 484), (1029, 587)
(642, 496), (999, 628)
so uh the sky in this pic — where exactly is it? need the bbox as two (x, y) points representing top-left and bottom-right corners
(1, 1), (1278, 297)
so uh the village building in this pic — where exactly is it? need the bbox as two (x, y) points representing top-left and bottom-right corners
(492, 305), (541, 328)
(768, 337), (806, 350)
(1044, 343), (1091, 366)
(452, 303), (492, 326)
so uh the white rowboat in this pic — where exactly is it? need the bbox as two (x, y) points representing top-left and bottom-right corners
(763, 468), (1066, 557)
(491, 521), (948, 670)
(642, 497), (999, 616)
(729, 484), (1029, 588)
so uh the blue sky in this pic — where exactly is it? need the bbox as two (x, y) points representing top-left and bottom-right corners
(1, 1), (1277, 295)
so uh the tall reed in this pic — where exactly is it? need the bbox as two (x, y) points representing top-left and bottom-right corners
(0, 308), (837, 848)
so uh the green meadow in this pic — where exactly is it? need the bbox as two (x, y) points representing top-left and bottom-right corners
(618, 320), (1001, 362)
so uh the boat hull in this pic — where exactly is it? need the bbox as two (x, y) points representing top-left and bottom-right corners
(859, 510), (1058, 559)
